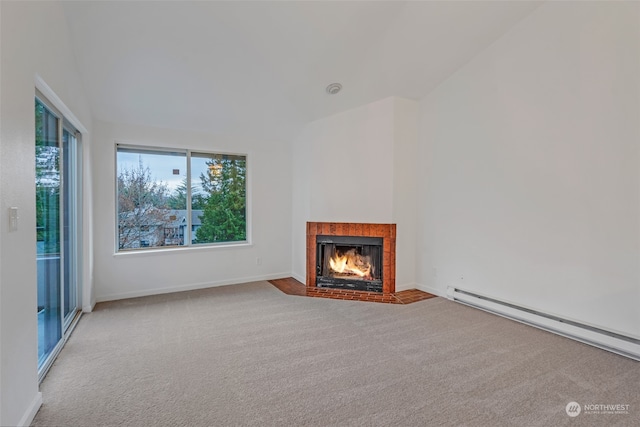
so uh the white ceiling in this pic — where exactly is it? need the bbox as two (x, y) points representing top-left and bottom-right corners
(62, 1), (542, 141)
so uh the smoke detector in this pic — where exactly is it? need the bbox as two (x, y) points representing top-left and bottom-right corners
(326, 83), (342, 95)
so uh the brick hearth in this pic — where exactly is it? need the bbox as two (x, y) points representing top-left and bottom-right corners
(269, 277), (436, 304)
(306, 222), (396, 293)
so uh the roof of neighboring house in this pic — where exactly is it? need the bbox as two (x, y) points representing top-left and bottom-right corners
(119, 209), (204, 228)
(166, 210), (203, 227)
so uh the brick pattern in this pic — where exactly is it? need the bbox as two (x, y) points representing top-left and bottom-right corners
(306, 222), (396, 293)
(269, 277), (437, 305)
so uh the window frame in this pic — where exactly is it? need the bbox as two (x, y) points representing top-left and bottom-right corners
(114, 142), (250, 253)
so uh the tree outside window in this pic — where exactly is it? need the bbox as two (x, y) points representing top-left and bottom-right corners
(195, 154), (246, 244)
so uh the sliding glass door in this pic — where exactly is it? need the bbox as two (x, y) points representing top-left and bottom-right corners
(36, 99), (62, 369)
(36, 95), (81, 377)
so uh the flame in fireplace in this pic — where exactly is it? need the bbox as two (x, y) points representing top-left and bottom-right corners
(329, 249), (372, 279)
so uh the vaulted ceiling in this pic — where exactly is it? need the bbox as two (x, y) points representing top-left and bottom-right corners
(62, 1), (542, 141)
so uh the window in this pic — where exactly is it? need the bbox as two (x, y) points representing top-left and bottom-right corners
(116, 144), (247, 251)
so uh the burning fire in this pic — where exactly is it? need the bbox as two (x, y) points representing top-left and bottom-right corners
(329, 249), (372, 280)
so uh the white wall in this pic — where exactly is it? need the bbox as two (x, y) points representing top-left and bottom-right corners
(291, 127), (311, 284)
(392, 98), (419, 289)
(0, 2), (93, 425)
(416, 1), (640, 338)
(291, 97), (418, 289)
(92, 120), (292, 301)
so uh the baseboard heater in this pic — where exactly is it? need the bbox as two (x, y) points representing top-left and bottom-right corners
(447, 287), (640, 361)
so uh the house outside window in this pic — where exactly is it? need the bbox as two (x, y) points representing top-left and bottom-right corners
(116, 144), (247, 251)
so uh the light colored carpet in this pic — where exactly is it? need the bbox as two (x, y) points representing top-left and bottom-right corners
(33, 281), (639, 426)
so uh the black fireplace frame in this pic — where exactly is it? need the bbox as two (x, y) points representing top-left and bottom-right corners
(315, 235), (383, 293)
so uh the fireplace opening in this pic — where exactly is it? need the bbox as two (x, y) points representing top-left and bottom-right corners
(316, 235), (383, 292)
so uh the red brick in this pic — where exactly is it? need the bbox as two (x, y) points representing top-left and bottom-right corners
(332, 223), (340, 235)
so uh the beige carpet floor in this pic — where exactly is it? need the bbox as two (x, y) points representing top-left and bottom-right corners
(33, 281), (639, 426)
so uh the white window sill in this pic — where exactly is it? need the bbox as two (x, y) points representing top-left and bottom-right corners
(113, 241), (253, 257)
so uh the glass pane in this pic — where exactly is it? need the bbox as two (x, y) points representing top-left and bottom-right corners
(117, 147), (187, 250)
(191, 153), (247, 244)
(62, 128), (76, 322)
(36, 99), (62, 368)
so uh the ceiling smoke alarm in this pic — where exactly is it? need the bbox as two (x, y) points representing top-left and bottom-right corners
(326, 83), (342, 95)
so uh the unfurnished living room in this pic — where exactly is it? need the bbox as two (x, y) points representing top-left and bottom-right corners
(1, 1), (639, 426)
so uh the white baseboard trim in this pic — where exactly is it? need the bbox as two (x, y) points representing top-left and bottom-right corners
(415, 283), (445, 297)
(95, 272), (292, 302)
(17, 392), (42, 427)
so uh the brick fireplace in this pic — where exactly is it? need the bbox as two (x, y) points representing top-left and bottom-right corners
(306, 222), (396, 294)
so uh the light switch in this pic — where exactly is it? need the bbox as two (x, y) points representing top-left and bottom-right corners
(9, 207), (18, 232)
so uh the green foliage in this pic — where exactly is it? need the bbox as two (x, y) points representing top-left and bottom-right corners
(35, 100), (61, 254)
(195, 155), (246, 243)
(167, 177), (206, 210)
